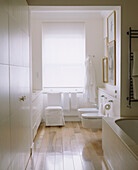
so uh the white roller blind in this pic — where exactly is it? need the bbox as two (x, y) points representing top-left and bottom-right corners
(42, 22), (85, 89)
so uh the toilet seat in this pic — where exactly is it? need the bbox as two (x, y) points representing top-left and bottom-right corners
(81, 113), (103, 119)
(78, 108), (98, 118)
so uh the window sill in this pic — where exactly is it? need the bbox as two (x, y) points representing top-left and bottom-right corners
(43, 87), (84, 93)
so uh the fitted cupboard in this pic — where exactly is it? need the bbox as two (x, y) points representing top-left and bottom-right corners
(32, 91), (43, 140)
(0, 0), (31, 169)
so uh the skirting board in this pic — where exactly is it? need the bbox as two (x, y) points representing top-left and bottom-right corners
(42, 115), (81, 122)
(64, 116), (81, 122)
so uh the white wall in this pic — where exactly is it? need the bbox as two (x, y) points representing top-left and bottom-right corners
(30, 0), (138, 117)
(85, 18), (104, 87)
(30, 11), (104, 93)
(102, 8), (121, 116)
(103, 9), (121, 99)
(29, 0), (138, 125)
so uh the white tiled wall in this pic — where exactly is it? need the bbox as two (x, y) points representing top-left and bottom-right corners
(0, 0), (30, 169)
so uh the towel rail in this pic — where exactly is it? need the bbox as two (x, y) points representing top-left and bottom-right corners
(126, 27), (138, 107)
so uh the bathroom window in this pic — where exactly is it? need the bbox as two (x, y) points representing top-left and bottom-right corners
(42, 22), (85, 92)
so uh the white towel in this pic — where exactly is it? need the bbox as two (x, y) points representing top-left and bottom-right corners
(133, 77), (138, 99)
(133, 52), (138, 76)
(70, 93), (78, 110)
(62, 93), (70, 110)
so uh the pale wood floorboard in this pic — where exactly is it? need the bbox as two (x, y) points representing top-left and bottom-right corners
(26, 122), (108, 170)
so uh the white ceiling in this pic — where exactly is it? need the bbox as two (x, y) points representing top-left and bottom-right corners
(29, 6), (117, 20)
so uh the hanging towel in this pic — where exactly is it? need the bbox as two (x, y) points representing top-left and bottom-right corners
(84, 56), (97, 103)
(132, 52), (138, 76)
(62, 93), (70, 111)
(133, 77), (138, 99)
(70, 92), (78, 110)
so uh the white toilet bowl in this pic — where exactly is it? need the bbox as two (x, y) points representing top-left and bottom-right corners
(78, 108), (104, 131)
(81, 113), (104, 131)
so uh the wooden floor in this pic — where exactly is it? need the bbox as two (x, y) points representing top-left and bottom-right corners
(26, 122), (108, 170)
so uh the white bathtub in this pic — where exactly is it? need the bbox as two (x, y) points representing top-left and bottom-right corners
(102, 117), (138, 170)
(115, 119), (138, 145)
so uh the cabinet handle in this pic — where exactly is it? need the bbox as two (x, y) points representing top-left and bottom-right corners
(19, 96), (26, 101)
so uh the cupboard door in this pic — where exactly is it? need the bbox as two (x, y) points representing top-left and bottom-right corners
(9, 17), (29, 67)
(9, 17), (22, 66)
(0, 65), (10, 170)
(10, 66), (31, 170)
(22, 32), (29, 67)
(0, 6), (8, 64)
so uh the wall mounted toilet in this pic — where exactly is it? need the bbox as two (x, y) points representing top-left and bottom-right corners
(78, 108), (104, 132)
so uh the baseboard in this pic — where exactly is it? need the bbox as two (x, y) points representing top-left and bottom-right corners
(64, 116), (81, 122)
